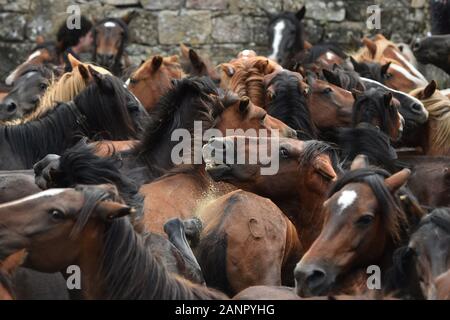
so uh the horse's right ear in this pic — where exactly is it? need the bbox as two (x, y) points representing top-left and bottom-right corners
(96, 201), (134, 222)
(180, 43), (190, 57)
(68, 53), (81, 69)
(296, 6), (306, 20)
(78, 64), (90, 81)
(121, 10), (138, 25)
(350, 154), (369, 170)
(322, 69), (340, 87)
(189, 49), (203, 69)
(0, 249), (27, 275)
(35, 35), (45, 45)
(220, 63), (235, 77)
(384, 169), (411, 192)
(362, 37), (377, 58)
(150, 56), (163, 72)
(423, 80), (437, 99)
(349, 56), (361, 71)
(239, 97), (250, 113)
(88, 65), (106, 85)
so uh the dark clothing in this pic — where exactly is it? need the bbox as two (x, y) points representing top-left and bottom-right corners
(62, 48), (80, 73)
(430, 0), (450, 35)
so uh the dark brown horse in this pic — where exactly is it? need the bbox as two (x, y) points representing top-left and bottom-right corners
(294, 157), (420, 297)
(413, 34), (450, 75)
(0, 185), (226, 300)
(180, 44), (220, 84)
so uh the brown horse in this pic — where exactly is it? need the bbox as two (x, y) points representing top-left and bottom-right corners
(435, 270), (450, 300)
(294, 156), (419, 297)
(408, 81), (450, 156)
(204, 136), (338, 251)
(179, 44), (220, 83)
(0, 250), (27, 300)
(353, 34), (427, 92)
(0, 185), (226, 300)
(126, 55), (185, 110)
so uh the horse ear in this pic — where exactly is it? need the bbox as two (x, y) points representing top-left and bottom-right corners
(180, 43), (190, 57)
(381, 62), (391, 75)
(362, 37), (377, 58)
(0, 249), (27, 275)
(350, 154), (369, 171)
(239, 97), (250, 113)
(374, 34), (386, 41)
(296, 6), (306, 20)
(423, 80), (437, 99)
(78, 64), (90, 81)
(384, 92), (393, 105)
(350, 56), (361, 71)
(121, 10), (138, 25)
(322, 69), (340, 86)
(351, 89), (363, 101)
(68, 53), (81, 69)
(88, 65), (106, 85)
(96, 201), (134, 221)
(384, 169), (411, 192)
(35, 35), (45, 45)
(254, 59), (270, 74)
(150, 56), (163, 72)
(220, 63), (235, 77)
(189, 49), (203, 69)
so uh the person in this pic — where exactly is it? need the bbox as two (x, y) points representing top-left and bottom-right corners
(429, 0), (450, 35)
(56, 15), (94, 72)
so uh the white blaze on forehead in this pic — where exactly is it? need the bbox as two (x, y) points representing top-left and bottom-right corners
(5, 50), (42, 85)
(0, 189), (68, 208)
(26, 50), (42, 62)
(337, 190), (357, 214)
(268, 20), (286, 61)
(104, 21), (117, 28)
(325, 52), (335, 61)
(389, 63), (428, 87)
(125, 78), (130, 87)
(393, 50), (427, 82)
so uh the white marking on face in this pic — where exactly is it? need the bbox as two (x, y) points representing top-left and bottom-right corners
(393, 50), (427, 82)
(268, 20), (286, 61)
(325, 52), (335, 61)
(104, 21), (117, 28)
(440, 88), (450, 96)
(26, 50), (41, 62)
(337, 190), (357, 214)
(125, 78), (130, 87)
(0, 189), (67, 208)
(389, 63), (427, 87)
(5, 50), (42, 85)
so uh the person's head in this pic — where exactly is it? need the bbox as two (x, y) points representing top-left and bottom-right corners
(57, 15), (93, 53)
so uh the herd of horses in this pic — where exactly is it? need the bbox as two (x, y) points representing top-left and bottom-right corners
(0, 7), (449, 300)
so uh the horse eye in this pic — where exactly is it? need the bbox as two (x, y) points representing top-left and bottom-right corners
(129, 78), (138, 85)
(385, 73), (393, 79)
(355, 214), (374, 227)
(280, 147), (289, 159)
(322, 87), (333, 94)
(39, 83), (47, 90)
(49, 209), (65, 221)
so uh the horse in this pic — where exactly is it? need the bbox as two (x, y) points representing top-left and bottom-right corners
(294, 157), (421, 297)
(5, 37), (61, 86)
(412, 35), (450, 75)
(92, 13), (136, 76)
(296, 44), (352, 74)
(266, 6), (306, 69)
(408, 81), (450, 156)
(387, 208), (450, 299)
(0, 250), (27, 300)
(353, 34), (428, 92)
(0, 69), (147, 169)
(179, 44), (220, 84)
(435, 270), (450, 300)
(0, 185), (226, 299)
(203, 136), (338, 252)
(126, 55), (185, 111)
(0, 64), (54, 123)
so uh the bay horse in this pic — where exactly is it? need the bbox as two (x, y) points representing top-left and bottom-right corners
(412, 35), (450, 75)
(266, 6), (306, 69)
(408, 81), (450, 156)
(353, 34), (428, 92)
(294, 157), (420, 297)
(92, 13), (136, 76)
(0, 250), (27, 300)
(126, 55), (185, 111)
(387, 208), (450, 299)
(0, 185), (226, 299)
(5, 37), (61, 86)
(180, 43), (220, 84)
(0, 64), (54, 123)
(0, 69), (147, 169)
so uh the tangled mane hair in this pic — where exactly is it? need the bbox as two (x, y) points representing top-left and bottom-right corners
(329, 168), (407, 242)
(228, 62), (266, 108)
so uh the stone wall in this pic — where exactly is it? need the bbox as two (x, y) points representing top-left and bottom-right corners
(0, 0), (430, 81)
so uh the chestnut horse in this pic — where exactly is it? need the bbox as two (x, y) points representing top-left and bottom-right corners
(0, 185), (226, 299)
(126, 55), (185, 110)
(294, 157), (420, 297)
(0, 250), (27, 300)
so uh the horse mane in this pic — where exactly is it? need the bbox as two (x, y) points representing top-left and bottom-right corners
(266, 70), (317, 138)
(329, 168), (407, 242)
(418, 207), (450, 234)
(409, 88), (450, 153)
(229, 62), (266, 107)
(353, 87), (399, 135)
(70, 186), (226, 299)
(326, 65), (366, 91)
(353, 37), (398, 63)
(28, 64), (111, 122)
(133, 77), (237, 173)
(301, 140), (343, 175)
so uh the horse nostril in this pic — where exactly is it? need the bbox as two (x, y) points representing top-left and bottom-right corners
(413, 41), (421, 51)
(305, 268), (327, 289)
(6, 102), (17, 113)
(412, 103), (423, 113)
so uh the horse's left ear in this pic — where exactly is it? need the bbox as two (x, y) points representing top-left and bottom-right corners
(362, 37), (377, 58)
(121, 10), (138, 25)
(381, 62), (391, 75)
(239, 97), (250, 113)
(423, 80), (437, 99)
(180, 43), (190, 57)
(35, 35), (45, 45)
(350, 154), (369, 170)
(189, 49), (203, 69)
(296, 6), (306, 20)
(384, 92), (393, 105)
(78, 64), (90, 81)
(88, 65), (105, 83)
(254, 59), (270, 74)
(322, 69), (340, 87)
(96, 201), (134, 222)
(68, 53), (81, 69)
(384, 169), (411, 192)
(0, 249), (27, 275)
